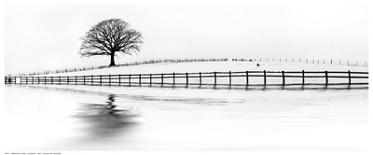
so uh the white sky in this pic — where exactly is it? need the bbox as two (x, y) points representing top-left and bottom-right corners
(4, 0), (368, 74)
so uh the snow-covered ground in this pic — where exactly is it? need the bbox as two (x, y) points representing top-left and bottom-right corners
(3, 84), (368, 151)
(45, 60), (368, 76)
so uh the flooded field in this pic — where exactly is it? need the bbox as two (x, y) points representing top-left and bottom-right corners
(3, 85), (368, 151)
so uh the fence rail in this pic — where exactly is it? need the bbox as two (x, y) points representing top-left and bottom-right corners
(5, 70), (368, 89)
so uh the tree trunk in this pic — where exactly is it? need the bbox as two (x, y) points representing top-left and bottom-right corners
(109, 53), (116, 66)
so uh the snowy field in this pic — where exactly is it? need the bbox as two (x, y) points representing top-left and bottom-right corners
(3, 84), (368, 151)
(45, 60), (368, 76)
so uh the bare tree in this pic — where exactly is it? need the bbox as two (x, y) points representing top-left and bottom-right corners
(80, 19), (143, 66)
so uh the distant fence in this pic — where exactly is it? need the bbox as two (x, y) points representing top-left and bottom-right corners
(16, 58), (229, 76)
(10, 57), (367, 77)
(5, 70), (368, 89)
(233, 58), (368, 66)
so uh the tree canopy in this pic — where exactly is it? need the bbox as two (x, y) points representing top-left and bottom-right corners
(80, 19), (143, 66)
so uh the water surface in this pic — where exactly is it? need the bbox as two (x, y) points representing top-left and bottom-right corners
(3, 85), (368, 151)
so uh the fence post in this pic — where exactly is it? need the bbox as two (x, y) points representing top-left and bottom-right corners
(51, 77), (53, 85)
(91, 75), (93, 85)
(348, 70), (351, 87)
(26, 77), (28, 84)
(150, 74), (152, 87)
(199, 72), (202, 87)
(118, 75), (121, 86)
(37, 77), (40, 84)
(325, 71), (328, 87)
(245, 71), (249, 89)
(109, 74), (111, 86)
(129, 74), (131, 86)
(44, 76), (47, 85)
(185, 72), (189, 87)
(100, 75), (102, 85)
(75, 76), (77, 85)
(161, 73), (164, 87)
(67, 76), (69, 85)
(173, 72), (175, 86)
(214, 72), (217, 88)
(302, 70), (305, 87)
(263, 70), (266, 87)
(58, 76), (61, 85)
(83, 76), (85, 85)
(14, 77), (16, 84)
(139, 74), (142, 86)
(229, 71), (232, 88)
(282, 71), (285, 87)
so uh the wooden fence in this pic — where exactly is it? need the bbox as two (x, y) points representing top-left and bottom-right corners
(4, 70), (368, 89)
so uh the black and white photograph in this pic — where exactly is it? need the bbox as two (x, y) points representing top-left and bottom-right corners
(0, 0), (371, 154)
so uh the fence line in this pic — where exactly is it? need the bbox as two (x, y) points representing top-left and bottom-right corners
(5, 70), (368, 89)
(11, 58), (227, 76)
(10, 57), (367, 77)
(232, 58), (368, 67)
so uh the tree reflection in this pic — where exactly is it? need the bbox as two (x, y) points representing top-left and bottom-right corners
(74, 94), (139, 140)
